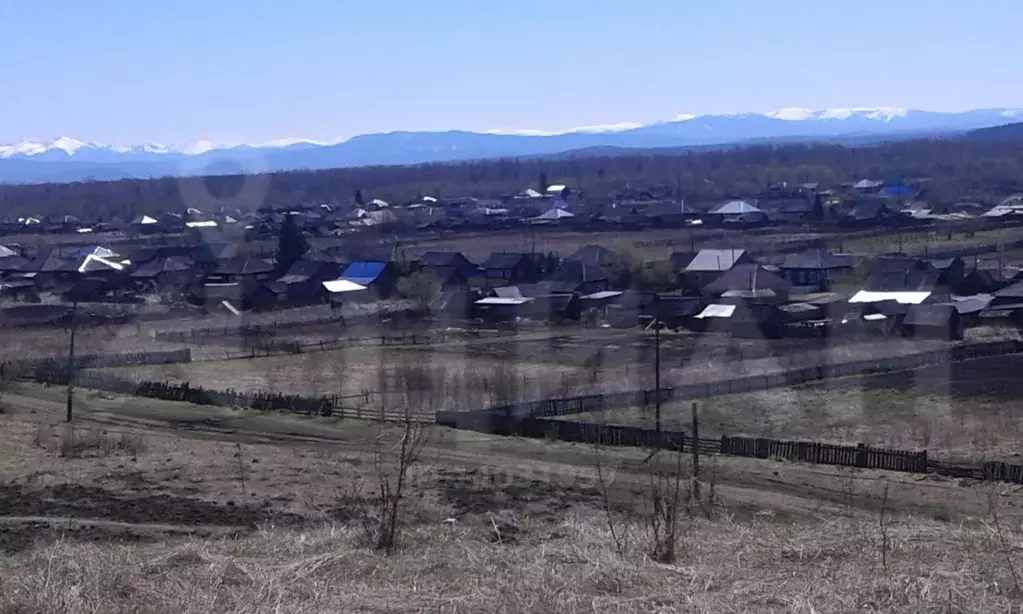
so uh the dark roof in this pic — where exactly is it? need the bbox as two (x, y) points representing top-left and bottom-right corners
(419, 251), (474, 269)
(545, 259), (608, 285)
(339, 261), (388, 285)
(279, 260), (329, 282)
(0, 256), (31, 272)
(702, 264), (792, 296)
(995, 280), (1023, 299)
(564, 245), (621, 268)
(904, 304), (956, 327)
(36, 248), (77, 273)
(928, 257), (965, 271)
(130, 257), (193, 278)
(867, 256), (930, 274)
(861, 269), (941, 293)
(194, 242), (240, 264)
(780, 248), (854, 270)
(684, 249), (749, 273)
(215, 256), (275, 276)
(483, 252), (532, 270)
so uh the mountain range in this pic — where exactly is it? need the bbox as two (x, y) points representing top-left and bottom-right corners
(2, 107), (1021, 185)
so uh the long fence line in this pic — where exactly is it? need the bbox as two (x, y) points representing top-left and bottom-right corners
(9, 349), (192, 380)
(30, 368), (434, 423)
(474, 338), (1023, 420)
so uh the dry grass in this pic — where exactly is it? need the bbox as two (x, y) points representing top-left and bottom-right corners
(1, 509), (1021, 613)
(568, 354), (1023, 459)
(2, 393), (1023, 612)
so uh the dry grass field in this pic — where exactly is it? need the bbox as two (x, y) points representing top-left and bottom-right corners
(103, 327), (951, 412)
(566, 354), (1023, 460)
(2, 382), (1023, 612)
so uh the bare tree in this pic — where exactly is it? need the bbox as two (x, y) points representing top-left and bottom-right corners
(367, 357), (432, 554)
(592, 434), (633, 558)
(369, 414), (428, 554)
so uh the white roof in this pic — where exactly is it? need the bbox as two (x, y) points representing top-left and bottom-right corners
(546, 184), (567, 193)
(421, 196), (438, 202)
(78, 254), (124, 274)
(521, 188), (543, 198)
(582, 290), (624, 300)
(186, 220), (219, 228)
(136, 215), (158, 225)
(0, 245), (16, 258)
(533, 208), (575, 221)
(695, 304), (737, 319)
(323, 279), (368, 294)
(712, 200), (762, 215)
(476, 297), (534, 306)
(369, 198), (390, 207)
(848, 290), (930, 305)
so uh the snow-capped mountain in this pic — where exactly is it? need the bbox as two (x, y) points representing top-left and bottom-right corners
(1, 107), (1020, 184)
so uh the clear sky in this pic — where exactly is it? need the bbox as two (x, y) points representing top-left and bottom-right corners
(1, 0), (1020, 145)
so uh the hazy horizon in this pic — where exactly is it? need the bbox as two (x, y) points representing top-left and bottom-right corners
(2, 0), (1021, 145)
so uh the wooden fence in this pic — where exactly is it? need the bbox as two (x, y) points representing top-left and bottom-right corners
(9, 349), (192, 382)
(475, 338), (1023, 420)
(62, 370), (434, 423)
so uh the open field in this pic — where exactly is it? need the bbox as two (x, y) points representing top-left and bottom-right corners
(2, 383), (1023, 611)
(834, 225), (1023, 256)
(565, 354), (1023, 459)
(103, 327), (951, 408)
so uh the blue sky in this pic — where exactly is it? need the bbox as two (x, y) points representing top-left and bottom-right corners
(1, 0), (1020, 145)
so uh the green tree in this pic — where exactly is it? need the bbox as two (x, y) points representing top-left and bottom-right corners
(538, 172), (549, 193)
(276, 213), (309, 270)
(354, 188), (365, 205)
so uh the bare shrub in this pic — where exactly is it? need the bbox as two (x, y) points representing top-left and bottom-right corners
(643, 443), (689, 564)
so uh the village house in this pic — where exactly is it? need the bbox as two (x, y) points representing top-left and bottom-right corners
(682, 249), (756, 291)
(481, 253), (543, 286)
(778, 248), (855, 292)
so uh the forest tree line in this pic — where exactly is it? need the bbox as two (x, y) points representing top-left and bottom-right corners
(2, 132), (1023, 220)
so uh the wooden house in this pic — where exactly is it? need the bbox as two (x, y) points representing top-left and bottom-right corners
(778, 248), (854, 292)
(481, 253), (542, 285)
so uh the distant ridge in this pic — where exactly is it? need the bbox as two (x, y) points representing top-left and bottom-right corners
(2, 107), (1022, 184)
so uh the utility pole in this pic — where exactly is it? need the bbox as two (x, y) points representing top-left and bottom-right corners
(654, 320), (662, 433)
(691, 402), (701, 499)
(65, 300), (78, 423)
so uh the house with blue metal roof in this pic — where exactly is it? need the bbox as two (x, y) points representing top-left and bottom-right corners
(326, 260), (398, 299)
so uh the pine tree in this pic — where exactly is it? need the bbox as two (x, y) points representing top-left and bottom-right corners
(538, 172), (549, 193)
(276, 213), (309, 270)
(354, 189), (365, 206)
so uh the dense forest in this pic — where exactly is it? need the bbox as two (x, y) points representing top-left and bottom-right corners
(2, 131), (1023, 219)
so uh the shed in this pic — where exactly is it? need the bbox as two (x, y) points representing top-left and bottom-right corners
(902, 304), (963, 340)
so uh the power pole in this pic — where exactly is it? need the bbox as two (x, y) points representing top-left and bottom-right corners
(691, 402), (701, 500)
(654, 321), (662, 433)
(65, 300), (78, 423)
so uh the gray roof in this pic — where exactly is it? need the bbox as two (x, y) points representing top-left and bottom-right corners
(684, 249), (748, 273)
(780, 248), (854, 270)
